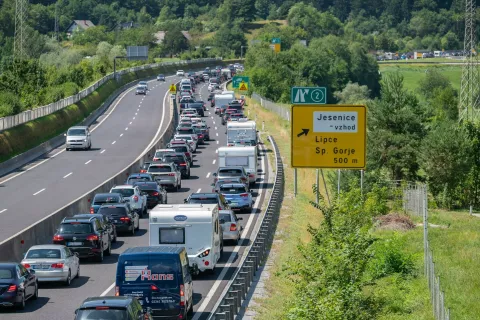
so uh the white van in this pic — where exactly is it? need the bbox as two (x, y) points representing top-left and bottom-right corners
(149, 204), (222, 275)
(227, 120), (257, 146)
(214, 93), (235, 109)
(218, 146), (258, 186)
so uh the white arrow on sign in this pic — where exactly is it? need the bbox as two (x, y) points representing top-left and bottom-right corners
(294, 88), (309, 103)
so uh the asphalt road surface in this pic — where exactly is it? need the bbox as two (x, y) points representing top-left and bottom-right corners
(0, 77), (271, 319)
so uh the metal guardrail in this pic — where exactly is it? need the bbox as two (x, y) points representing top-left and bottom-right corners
(251, 92), (290, 121)
(208, 135), (284, 320)
(403, 184), (450, 320)
(0, 58), (220, 131)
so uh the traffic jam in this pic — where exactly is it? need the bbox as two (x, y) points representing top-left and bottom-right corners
(0, 63), (263, 320)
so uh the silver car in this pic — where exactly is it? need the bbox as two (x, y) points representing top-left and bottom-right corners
(21, 245), (80, 286)
(109, 185), (148, 216)
(147, 162), (182, 191)
(219, 210), (243, 244)
(174, 134), (198, 152)
(65, 126), (91, 151)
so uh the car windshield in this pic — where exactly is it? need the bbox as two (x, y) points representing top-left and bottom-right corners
(148, 166), (171, 173)
(220, 213), (232, 222)
(98, 207), (128, 216)
(142, 163), (151, 169)
(220, 186), (246, 194)
(75, 309), (129, 320)
(67, 129), (86, 136)
(59, 223), (93, 234)
(188, 198), (218, 204)
(93, 196), (120, 205)
(0, 268), (13, 279)
(111, 189), (134, 197)
(26, 249), (61, 259)
(127, 178), (149, 184)
(155, 151), (175, 158)
(219, 169), (243, 176)
(135, 184), (157, 191)
(176, 136), (192, 141)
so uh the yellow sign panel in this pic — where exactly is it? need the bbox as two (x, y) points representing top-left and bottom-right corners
(169, 84), (177, 93)
(291, 105), (366, 169)
(239, 81), (248, 91)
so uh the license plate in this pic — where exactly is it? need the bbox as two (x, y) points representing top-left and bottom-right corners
(67, 242), (82, 246)
(114, 220), (118, 223)
(42, 264), (50, 269)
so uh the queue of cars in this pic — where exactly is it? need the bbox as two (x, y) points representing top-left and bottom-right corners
(0, 67), (257, 319)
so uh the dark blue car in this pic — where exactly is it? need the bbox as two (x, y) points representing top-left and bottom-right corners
(116, 247), (193, 319)
(90, 193), (124, 214)
(0, 262), (38, 309)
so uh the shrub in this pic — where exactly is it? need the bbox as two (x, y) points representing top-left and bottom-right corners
(0, 91), (23, 117)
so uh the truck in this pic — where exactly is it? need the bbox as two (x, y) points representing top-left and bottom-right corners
(226, 120), (257, 146)
(221, 68), (232, 79)
(149, 204), (223, 275)
(217, 146), (258, 186)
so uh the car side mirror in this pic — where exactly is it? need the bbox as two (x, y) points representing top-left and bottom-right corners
(219, 219), (225, 224)
(227, 200), (232, 204)
(29, 269), (36, 274)
(64, 133), (67, 136)
(213, 173), (217, 177)
(184, 199), (188, 203)
(237, 217), (243, 221)
(74, 252), (79, 257)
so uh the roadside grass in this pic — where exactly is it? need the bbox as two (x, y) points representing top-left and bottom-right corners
(378, 57), (465, 64)
(379, 64), (462, 92)
(226, 83), (435, 319)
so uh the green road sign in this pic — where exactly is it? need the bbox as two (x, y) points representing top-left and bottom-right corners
(291, 87), (327, 104)
(272, 38), (281, 44)
(232, 76), (250, 89)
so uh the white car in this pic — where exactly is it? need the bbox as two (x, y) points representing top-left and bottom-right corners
(65, 126), (92, 151)
(219, 210), (243, 245)
(176, 70), (185, 76)
(174, 134), (198, 152)
(109, 185), (148, 216)
(21, 245), (80, 286)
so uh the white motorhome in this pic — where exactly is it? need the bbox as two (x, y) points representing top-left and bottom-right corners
(149, 204), (222, 274)
(221, 68), (232, 79)
(214, 93), (235, 109)
(218, 146), (258, 186)
(227, 120), (257, 146)
(222, 91), (235, 99)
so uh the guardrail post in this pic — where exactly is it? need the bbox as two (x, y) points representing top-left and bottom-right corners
(226, 295), (237, 315)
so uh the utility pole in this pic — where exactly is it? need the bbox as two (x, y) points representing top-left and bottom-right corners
(459, 0), (480, 122)
(14, 0), (29, 60)
(53, 1), (59, 41)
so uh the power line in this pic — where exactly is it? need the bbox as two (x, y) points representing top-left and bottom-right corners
(54, 1), (59, 41)
(459, 0), (480, 122)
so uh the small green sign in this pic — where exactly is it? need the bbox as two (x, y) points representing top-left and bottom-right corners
(291, 87), (327, 104)
(272, 38), (281, 44)
(232, 76), (250, 89)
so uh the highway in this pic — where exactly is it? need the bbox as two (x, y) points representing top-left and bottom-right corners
(0, 75), (271, 319)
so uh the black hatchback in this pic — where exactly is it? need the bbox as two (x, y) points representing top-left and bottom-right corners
(75, 296), (152, 320)
(160, 153), (191, 179)
(53, 216), (112, 262)
(133, 181), (167, 208)
(97, 204), (139, 236)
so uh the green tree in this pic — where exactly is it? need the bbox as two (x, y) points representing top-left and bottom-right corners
(213, 23), (247, 57)
(333, 82), (371, 104)
(417, 69), (451, 100)
(163, 26), (189, 55)
(255, 0), (270, 19)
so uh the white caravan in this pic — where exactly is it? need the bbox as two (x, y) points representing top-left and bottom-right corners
(214, 93), (235, 109)
(217, 146), (258, 186)
(149, 204), (222, 274)
(227, 120), (257, 146)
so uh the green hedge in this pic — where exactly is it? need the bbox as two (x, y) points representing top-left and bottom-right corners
(0, 62), (209, 163)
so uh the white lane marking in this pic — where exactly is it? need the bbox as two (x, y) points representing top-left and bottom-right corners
(100, 283), (116, 297)
(85, 160), (92, 165)
(63, 172), (72, 179)
(212, 159), (216, 164)
(206, 172), (211, 178)
(215, 127), (218, 130)
(216, 141), (219, 144)
(213, 121), (215, 125)
(216, 149), (218, 153)
(211, 116), (214, 119)
(216, 133), (219, 137)
(193, 145), (267, 317)
(120, 133), (123, 137)
(33, 188), (45, 196)
(100, 150), (106, 154)
(0, 209), (7, 214)
(133, 117), (136, 120)
(137, 109), (139, 112)
(196, 188), (202, 193)
(112, 141), (116, 145)
(135, 112), (137, 115)
(129, 121), (133, 125)
(0, 72), (162, 185)
(125, 127), (128, 131)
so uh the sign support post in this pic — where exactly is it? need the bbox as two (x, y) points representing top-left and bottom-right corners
(337, 169), (341, 196)
(294, 168), (297, 197)
(316, 169), (319, 204)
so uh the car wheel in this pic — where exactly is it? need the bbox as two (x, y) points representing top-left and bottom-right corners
(75, 264), (80, 279)
(65, 270), (72, 286)
(131, 225), (136, 236)
(105, 240), (112, 256)
(143, 206), (148, 217)
(96, 249), (104, 262)
(16, 292), (25, 310)
(66, 148), (69, 151)
(188, 302), (194, 316)
(135, 218), (140, 230)
(33, 282), (38, 300)
(112, 229), (117, 243)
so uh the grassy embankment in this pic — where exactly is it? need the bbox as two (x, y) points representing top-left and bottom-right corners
(226, 81), (435, 319)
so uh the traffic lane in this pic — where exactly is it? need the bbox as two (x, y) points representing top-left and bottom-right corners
(0, 78), (176, 241)
(0, 219), (151, 320)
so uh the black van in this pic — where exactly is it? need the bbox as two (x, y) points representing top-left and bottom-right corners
(115, 247), (193, 319)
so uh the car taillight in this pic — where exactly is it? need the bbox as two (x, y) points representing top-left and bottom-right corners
(153, 158), (159, 161)
(140, 169), (147, 173)
(240, 193), (249, 197)
(7, 285), (17, 293)
(22, 263), (31, 269)
(152, 191), (159, 196)
(168, 173), (175, 176)
(53, 235), (64, 241)
(86, 235), (99, 241)
(96, 306), (110, 310)
(198, 249), (210, 258)
(180, 284), (185, 306)
(120, 217), (131, 222)
(198, 134), (204, 138)
(151, 284), (159, 291)
(133, 195), (139, 202)
(90, 207), (94, 214)
(230, 223), (237, 231)
(51, 263), (64, 269)
(249, 174), (254, 178)
(185, 152), (190, 157)
(180, 163), (187, 166)
(115, 286), (119, 296)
